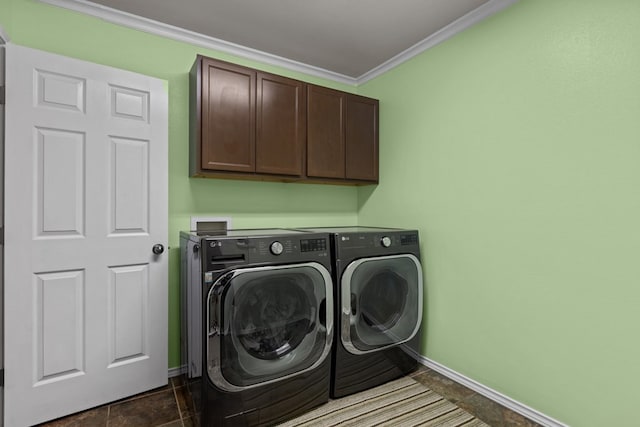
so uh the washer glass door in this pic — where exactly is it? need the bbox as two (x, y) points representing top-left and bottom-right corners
(207, 262), (333, 391)
(341, 254), (422, 354)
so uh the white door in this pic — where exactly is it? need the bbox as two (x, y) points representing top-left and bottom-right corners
(4, 44), (168, 426)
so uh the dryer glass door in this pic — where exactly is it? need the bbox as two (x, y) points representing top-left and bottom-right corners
(341, 254), (422, 354)
(207, 262), (333, 391)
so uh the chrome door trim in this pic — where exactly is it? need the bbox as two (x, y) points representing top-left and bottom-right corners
(341, 253), (423, 355)
(206, 262), (334, 392)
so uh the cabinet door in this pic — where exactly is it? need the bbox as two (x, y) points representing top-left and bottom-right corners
(307, 85), (345, 179)
(345, 95), (379, 182)
(201, 58), (256, 172)
(256, 72), (305, 176)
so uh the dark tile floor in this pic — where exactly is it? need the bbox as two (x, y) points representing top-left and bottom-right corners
(409, 366), (543, 427)
(38, 376), (194, 427)
(39, 366), (542, 427)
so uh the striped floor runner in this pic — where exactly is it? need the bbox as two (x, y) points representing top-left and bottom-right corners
(278, 376), (489, 427)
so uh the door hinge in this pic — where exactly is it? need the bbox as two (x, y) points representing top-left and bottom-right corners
(0, 226), (3, 245)
(0, 86), (5, 105)
(0, 369), (4, 387)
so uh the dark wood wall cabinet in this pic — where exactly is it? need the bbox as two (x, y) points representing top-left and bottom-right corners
(190, 55), (378, 185)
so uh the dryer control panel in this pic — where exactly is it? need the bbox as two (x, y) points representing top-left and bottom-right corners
(334, 230), (420, 258)
(301, 238), (328, 252)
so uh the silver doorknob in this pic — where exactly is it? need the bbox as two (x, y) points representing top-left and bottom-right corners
(152, 244), (165, 255)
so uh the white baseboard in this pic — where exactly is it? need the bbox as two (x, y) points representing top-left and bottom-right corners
(168, 365), (186, 378)
(406, 349), (569, 427)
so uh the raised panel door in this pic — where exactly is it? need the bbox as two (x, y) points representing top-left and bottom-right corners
(256, 72), (305, 176)
(4, 44), (168, 426)
(345, 94), (379, 182)
(201, 57), (256, 172)
(306, 85), (345, 179)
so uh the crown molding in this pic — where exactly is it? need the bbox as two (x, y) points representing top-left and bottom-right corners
(38, 0), (518, 87)
(37, 0), (358, 85)
(356, 0), (520, 84)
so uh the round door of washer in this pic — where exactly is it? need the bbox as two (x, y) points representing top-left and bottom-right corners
(341, 254), (422, 355)
(207, 262), (333, 391)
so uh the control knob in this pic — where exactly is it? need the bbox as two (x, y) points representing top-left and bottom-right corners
(270, 241), (284, 255)
(381, 236), (392, 248)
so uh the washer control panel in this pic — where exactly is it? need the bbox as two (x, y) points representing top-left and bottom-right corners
(200, 232), (331, 270)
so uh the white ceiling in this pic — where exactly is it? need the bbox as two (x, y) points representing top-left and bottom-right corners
(41, 0), (518, 83)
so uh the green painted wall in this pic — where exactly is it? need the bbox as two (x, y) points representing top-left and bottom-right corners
(0, 0), (359, 369)
(358, 0), (640, 425)
(0, 0), (11, 37)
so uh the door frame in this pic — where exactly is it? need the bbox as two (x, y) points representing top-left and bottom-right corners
(0, 25), (9, 426)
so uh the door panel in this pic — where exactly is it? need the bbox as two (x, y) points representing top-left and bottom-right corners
(201, 58), (255, 172)
(208, 263), (333, 392)
(109, 264), (149, 365)
(340, 254), (422, 354)
(345, 95), (378, 181)
(35, 270), (85, 384)
(4, 44), (168, 426)
(110, 85), (149, 120)
(306, 84), (345, 179)
(37, 128), (85, 236)
(110, 137), (149, 234)
(256, 72), (305, 176)
(36, 69), (86, 112)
